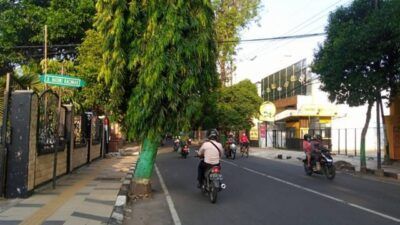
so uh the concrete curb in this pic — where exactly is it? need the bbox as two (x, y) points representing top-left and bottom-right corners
(107, 162), (136, 225)
(383, 171), (400, 179)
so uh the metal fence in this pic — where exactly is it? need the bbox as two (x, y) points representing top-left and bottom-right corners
(268, 127), (386, 156)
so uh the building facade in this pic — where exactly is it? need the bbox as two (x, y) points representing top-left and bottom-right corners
(259, 58), (391, 158)
(260, 59), (336, 150)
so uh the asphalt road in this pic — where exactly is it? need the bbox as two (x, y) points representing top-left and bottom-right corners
(155, 150), (400, 225)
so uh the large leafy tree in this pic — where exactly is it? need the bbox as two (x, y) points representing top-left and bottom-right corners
(0, 0), (96, 75)
(212, 0), (261, 85)
(96, 0), (218, 195)
(312, 0), (400, 171)
(216, 79), (262, 132)
(74, 30), (111, 115)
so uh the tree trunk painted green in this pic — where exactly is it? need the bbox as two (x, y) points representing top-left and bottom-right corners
(360, 102), (373, 172)
(131, 137), (159, 196)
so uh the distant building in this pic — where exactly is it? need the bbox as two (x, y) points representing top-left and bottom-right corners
(259, 59), (388, 156)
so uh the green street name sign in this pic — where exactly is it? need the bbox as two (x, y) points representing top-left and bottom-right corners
(39, 74), (86, 88)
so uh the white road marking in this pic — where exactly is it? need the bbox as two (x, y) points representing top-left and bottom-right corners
(224, 161), (400, 223)
(155, 164), (182, 225)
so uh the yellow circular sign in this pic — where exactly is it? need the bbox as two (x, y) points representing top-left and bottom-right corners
(259, 101), (276, 122)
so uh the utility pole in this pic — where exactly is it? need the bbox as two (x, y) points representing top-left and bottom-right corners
(44, 25), (48, 77)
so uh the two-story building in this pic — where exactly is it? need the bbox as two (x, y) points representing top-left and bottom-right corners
(260, 59), (336, 150)
(259, 58), (393, 158)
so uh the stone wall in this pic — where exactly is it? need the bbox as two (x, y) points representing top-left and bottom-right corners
(5, 92), (107, 197)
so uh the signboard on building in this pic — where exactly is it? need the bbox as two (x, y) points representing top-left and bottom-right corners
(259, 101), (276, 122)
(250, 126), (258, 140)
(260, 124), (267, 138)
(298, 104), (336, 117)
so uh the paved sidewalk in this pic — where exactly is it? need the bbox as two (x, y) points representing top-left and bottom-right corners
(122, 147), (175, 225)
(122, 167), (173, 225)
(0, 148), (138, 225)
(250, 147), (400, 179)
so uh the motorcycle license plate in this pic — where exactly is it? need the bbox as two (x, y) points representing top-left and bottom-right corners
(209, 173), (223, 180)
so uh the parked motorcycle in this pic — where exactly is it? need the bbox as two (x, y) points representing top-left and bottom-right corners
(201, 165), (226, 203)
(303, 147), (336, 180)
(181, 144), (189, 158)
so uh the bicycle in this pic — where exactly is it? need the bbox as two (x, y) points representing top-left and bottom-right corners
(240, 143), (249, 158)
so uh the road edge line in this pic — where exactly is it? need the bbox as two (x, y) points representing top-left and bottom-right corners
(155, 164), (182, 225)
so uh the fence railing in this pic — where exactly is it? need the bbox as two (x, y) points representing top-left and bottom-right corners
(268, 127), (386, 157)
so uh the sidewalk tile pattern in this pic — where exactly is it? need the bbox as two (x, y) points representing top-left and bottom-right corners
(0, 154), (137, 225)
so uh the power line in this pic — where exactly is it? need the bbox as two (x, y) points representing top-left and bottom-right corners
(219, 33), (326, 44)
(238, 0), (349, 61)
(2, 43), (79, 50)
(256, 0), (353, 57)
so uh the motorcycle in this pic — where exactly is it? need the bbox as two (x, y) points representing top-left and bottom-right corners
(201, 165), (226, 203)
(196, 151), (226, 204)
(225, 143), (237, 160)
(181, 144), (189, 158)
(303, 147), (336, 180)
(173, 139), (180, 152)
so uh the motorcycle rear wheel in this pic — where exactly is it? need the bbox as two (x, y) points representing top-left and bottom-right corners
(209, 185), (218, 203)
(231, 150), (236, 160)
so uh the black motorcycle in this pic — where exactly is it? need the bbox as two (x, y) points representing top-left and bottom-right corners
(201, 165), (226, 203)
(303, 148), (336, 180)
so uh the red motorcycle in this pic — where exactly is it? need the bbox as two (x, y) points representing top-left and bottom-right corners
(181, 144), (189, 158)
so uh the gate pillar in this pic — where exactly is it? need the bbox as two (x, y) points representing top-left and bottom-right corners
(6, 91), (38, 198)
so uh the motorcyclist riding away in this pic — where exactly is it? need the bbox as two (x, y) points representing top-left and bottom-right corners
(311, 134), (323, 152)
(197, 129), (224, 188)
(310, 134), (323, 170)
(303, 134), (312, 167)
(227, 133), (235, 144)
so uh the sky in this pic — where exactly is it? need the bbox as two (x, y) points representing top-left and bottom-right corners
(233, 0), (354, 84)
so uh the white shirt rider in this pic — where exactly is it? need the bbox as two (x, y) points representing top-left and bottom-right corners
(198, 140), (224, 165)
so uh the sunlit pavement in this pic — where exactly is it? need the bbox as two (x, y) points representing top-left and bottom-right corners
(129, 148), (400, 225)
(0, 153), (137, 225)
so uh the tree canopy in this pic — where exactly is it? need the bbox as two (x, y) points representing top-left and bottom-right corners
(74, 29), (110, 115)
(96, 0), (218, 142)
(216, 79), (262, 132)
(95, 0), (218, 194)
(312, 0), (400, 170)
(212, 0), (262, 85)
(0, 0), (96, 75)
(313, 0), (400, 106)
